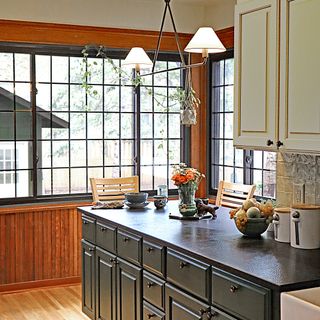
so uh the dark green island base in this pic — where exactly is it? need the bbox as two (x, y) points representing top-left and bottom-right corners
(78, 201), (320, 320)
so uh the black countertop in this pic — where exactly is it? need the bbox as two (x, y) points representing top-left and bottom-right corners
(79, 201), (320, 291)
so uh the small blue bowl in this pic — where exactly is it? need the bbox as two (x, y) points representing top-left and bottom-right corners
(125, 192), (148, 204)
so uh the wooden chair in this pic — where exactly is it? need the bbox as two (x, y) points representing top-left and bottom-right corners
(215, 181), (256, 208)
(90, 176), (139, 202)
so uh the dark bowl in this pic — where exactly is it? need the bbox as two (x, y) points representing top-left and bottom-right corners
(125, 192), (148, 204)
(234, 217), (268, 238)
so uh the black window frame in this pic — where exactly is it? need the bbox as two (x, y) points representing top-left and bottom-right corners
(208, 49), (276, 200)
(0, 42), (190, 205)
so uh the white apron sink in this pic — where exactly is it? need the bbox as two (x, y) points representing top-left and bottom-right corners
(281, 287), (320, 320)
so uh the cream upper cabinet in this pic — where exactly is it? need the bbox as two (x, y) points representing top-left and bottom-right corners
(279, 0), (320, 153)
(234, 0), (279, 150)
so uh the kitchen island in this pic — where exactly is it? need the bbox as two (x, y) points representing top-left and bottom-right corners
(78, 201), (320, 320)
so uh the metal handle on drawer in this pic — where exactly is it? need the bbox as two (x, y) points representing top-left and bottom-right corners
(199, 308), (207, 316)
(146, 247), (154, 253)
(83, 220), (89, 225)
(230, 284), (239, 293)
(179, 261), (188, 269)
(89, 248), (95, 252)
(123, 237), (129, 242)
(207, 311), (218, 319)
(110, 258), (118, 265)
(147, 281), (154, 288)
(100, 227), (107, 232)
(147, 314), (156, 319)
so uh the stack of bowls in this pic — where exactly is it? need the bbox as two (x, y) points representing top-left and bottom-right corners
(124, 192), (149, 209)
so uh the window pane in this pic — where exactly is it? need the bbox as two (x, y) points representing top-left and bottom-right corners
(70, 141), (86, 167)
(16, 170), (32, 197)
(104, 113), (119, 138)
(36, 55), (50, 82)
(0, 53), (13, 81)
(70, 57), (84, 83)
(140, 114), (153, 139)
(87, 113), (103, 139)
(71, 168), (86, 194)
(121, 140), (134, 165)
(52, 85), (68, 111)
(52, 56), (68, 83)
(121, 87), (134, 112)
(105, 140), (119, 165)
(104, 86), (119, 112)
(70, 113), (86, 139)
(88, 140), (103, 166)
(140, 166), (153, 190)
(121, 114), (134, 139)
(141, 140), (153, 165)
(53, 168), (69, 194)
(15, 54), (30, 82)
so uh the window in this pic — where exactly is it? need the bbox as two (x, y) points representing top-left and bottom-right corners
(209, 52), (276, 198)
(0, 45), (186, 202)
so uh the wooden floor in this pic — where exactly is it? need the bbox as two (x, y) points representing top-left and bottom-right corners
(0, 285), (89, 320)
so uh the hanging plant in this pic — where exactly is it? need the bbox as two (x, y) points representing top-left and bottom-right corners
(81, 45), (201, 125)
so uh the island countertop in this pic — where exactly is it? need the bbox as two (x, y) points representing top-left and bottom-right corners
(78, 201), (320, 291)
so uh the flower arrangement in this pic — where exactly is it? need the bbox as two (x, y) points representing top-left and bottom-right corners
(171, 163), (205, 187)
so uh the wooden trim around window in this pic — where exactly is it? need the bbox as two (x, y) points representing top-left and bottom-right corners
(0, 20), (233, 51)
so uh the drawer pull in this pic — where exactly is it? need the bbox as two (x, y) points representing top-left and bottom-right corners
(146, 281), (154, 288)
(230, 285), (239, 293)
(100, 227), (107, 232)
(109, 258), (118, 265)
(89, 248), (95, 252)
(179, 261), (188, 269)
(123, 237), (130, 242)
(146, 247), (154, 253)
(147, 314), (156, 319)
(199, 308), (207, 316)
(208, 311), (218, 319)
(82, 220), (89, 225)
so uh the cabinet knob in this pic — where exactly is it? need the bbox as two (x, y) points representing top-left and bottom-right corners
(100, 227), (107, 232)
(230, 285), (239, 293)
(277, 140), (284, 148)
(266, 139), (274, 146)
(88, 248), (95, 252)
(199, 308), (207, 316)
(207, 311), (218, 319)
(146, 247), (154, 253)
(147, 314), (156, 319)
(179, 261), (188, 269)
(146, 281), (154, 288)
(109, 258), (118, 265)
(123, 237), (129, 242)
(82, 220), (89, 225)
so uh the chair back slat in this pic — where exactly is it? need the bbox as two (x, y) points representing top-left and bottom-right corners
(90, 176), (139, 202)
(216, 181), (256, 208)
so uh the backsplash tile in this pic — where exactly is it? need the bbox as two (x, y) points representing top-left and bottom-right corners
(276, 153), (320, 207)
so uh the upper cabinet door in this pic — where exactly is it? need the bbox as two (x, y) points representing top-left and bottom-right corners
(234, 0), (279, 150)
(279, 0), (320, 153)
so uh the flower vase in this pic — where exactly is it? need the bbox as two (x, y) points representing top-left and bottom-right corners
(178, 182), (198, 216)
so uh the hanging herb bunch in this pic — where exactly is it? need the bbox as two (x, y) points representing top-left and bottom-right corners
(81, 45), (201, 125)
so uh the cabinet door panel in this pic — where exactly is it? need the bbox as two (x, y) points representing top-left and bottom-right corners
(117, 257), (142, 320)
(96, 247), (117, 320)
(81, 240), (95, 319)
(234, 0), (278, 149)
(279, 0), (320, 152)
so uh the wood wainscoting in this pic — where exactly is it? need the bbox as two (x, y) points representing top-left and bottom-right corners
(0, 203), (90, 293)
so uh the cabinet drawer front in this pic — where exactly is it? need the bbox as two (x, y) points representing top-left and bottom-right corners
(143, 301), (165, 320)
(143, 271), (165, 310)
(143, 241), (165, 277)
(96, 221), (116, 253)
(212, 269), (271, 320)
(210, 307), (237, 320)
(82, 215), (95, 244)
(167, 249), (211, 301)
(117, 230), (142, 265)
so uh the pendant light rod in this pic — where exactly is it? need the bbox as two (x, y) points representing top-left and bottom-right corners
(166, 1), (186, 67)
(152, 1), (168, 72)
(141, 57), (207, 77)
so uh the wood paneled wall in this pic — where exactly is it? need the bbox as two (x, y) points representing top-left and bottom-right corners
(0, 204), (89, 292)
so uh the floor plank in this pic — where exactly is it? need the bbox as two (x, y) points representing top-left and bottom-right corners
(0, 285), (89, 320)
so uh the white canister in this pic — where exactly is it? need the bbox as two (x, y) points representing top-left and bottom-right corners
(273, 208), (291, 243)
(290, 204), (320, 249)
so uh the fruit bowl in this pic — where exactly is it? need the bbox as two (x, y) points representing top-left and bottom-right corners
(234, 217), (269, 237)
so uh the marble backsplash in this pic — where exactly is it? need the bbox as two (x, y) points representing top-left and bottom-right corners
(276, 153), (320, 207)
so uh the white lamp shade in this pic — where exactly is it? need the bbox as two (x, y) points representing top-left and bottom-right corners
(185, 27), (226, 55)
(122, 47), (153, 70)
